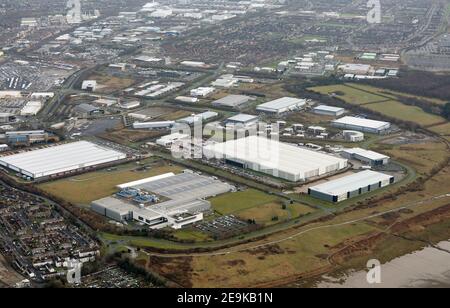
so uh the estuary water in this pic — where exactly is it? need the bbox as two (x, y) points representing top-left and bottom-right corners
(317, 240), (450, 288)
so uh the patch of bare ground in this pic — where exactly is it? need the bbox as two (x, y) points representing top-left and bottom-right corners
(147, 256), (194, 288)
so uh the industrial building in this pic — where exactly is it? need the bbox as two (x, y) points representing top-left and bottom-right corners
(20, 101), (43, 116)
(332, 116), (391, 134)
(156, 133), (190, 147)
(225, 114), (259, 126)
(203, 135), (348, 182)
(120, 101), (141, 110)
(92, 171), (232, 229)
(341, 148), (390, 166)
(133, 121), (175, 130)
(212, 95), (251, 109)
(256, 97), (306, 115)
(74, 103), (104, 117)
(3, 130), (56, 146)
(343, 130), (365, 142)
(308, 170), (394, 202)
(0, 113), (16, 123)
(190, 87), (215, 97)
(175, 96), (199, 103)
(177, 111), (218, 125)
(0, 141), (127, 180)
(81, 80), (97, 92)
(313, 105), (345, 117)
(338, 63), (372, 75)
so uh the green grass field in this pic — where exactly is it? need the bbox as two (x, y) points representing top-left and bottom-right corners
(38, 163), (183, 205)
(364, 100), (446, 126)
(236, 202), (314, 226)
(308, 84), (387, 105)
(429, 122), (450, 136)
(209, 189), (281, 215)
(348, 83), (447, 105)
(309, 83), (448, 127)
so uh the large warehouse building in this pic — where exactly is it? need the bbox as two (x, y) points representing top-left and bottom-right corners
(212, 95), (251, 109)
(341, 148), (390, 166)
(92, 171), (233, 229)
(203, 135), (348, 182)
(332, 116), (391, 134)
(308, 170), (394, 202)
(256, 97), (306, 115)
(313, 105), (345, 117)
(0, 141), (127, 180)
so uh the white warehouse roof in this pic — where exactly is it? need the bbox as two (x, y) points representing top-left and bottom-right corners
(332, 116), (390, 131)
(342, 148), (389, 161)
(309, 170), (392, 196)
(226, 114), (258, 124)
(0, 141), (126, 179)
(203, 135), (347, 182)
(256, 97), (306, 114)
(313, 105), (344, 113)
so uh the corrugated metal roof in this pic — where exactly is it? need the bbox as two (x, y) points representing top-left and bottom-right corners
(309, 170), (392, 195)
(256, 97), (306, 112)
(333, 116), (390, 130)
(0, 141), (126, 178)
(204, 135), (347, 177)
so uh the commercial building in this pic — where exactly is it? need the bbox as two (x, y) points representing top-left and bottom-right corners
(343, 130), (365, 142)
(308, 170), (394, 202)
(203, 135), (348, 182)
(256, 97), (306, 115)
(4, 130), (53, 146)
(212, 95), (251, 109)
(225, 114), (259, 126)
(313, 105), (345, 117)
(91, 171), (232, 229)
(0, 141), (127, 180)
(332, 116), (391, 134)
(341, 148), (390, 166)
(133, 121), (175, 130)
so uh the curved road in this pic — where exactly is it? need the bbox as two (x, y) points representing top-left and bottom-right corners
(140, 193), (450, 258)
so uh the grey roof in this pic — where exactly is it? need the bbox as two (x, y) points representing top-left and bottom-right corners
(226, 114), (258, 123)
(309, 170), (392, 195)
(75, 103), (101, 113)
(256, 97), (306, 112)
(342, 148), (389, 161)
(212, 95), (251, 107)
(133, 172), (232, 201)
(313, 105), (344, 112)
